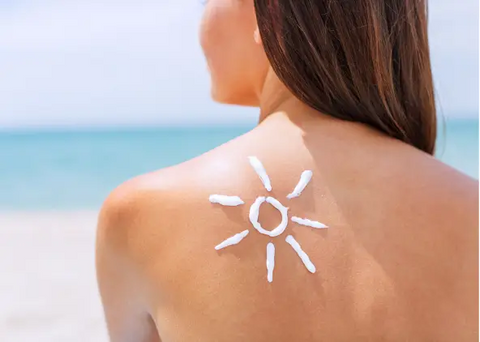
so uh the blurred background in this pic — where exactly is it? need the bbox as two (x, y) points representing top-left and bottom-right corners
(0, 1), (478, 341)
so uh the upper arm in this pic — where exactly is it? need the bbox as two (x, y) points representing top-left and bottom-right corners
(96, 181), (161, 342)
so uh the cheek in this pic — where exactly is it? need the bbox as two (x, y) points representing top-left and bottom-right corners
(200, 4), (235, 76)
(200, 1), (266, 105)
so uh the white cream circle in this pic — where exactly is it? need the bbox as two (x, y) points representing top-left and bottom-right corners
(248, 196), (289, 237)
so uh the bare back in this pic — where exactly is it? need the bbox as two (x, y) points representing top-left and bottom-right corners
(96, 113), (478, 341)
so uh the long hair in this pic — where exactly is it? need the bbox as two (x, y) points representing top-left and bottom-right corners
(254, 0), (437, 154)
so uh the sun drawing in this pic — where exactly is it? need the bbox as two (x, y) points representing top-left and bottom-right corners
(209, 156), (328, 283)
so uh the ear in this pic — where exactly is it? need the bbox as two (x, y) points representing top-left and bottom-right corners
(253, 26), (262, 45)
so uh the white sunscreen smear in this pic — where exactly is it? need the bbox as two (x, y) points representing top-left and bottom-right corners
(287, 170), (313, 199)
(215, 230), (250, 251)
(248, 156), (272, 192)
(291, 216), (328, 229)
(285, 235), (316, 273)
(266, 242), (275, 283)
(249, 196), (266, 229)
(249, 196), (289, 237)
(209, 195), (244, 206)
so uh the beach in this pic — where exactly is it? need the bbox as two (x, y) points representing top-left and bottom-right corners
(0, 211), (108, 342)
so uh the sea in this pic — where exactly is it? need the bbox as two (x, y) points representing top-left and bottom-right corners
(0, 119), (478, 210)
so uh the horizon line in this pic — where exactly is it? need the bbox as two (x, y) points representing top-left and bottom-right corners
(0, 117), (477, 135)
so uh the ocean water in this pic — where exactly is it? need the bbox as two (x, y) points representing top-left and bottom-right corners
(0, 120), (477, 210)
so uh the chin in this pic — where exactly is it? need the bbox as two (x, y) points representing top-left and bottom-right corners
(211, 88), (260, 108)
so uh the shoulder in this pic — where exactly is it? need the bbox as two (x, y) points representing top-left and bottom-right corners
(385, 147), (479, 327)
(95, 166), (191, 341)
(392, 146), (478, 220)
(355, 131), (476, 205)
(367, 142), (479, 266)
(96, 133), (255, 258)
(96, 165), (195, 258)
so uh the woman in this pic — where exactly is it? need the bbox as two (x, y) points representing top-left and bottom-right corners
(96, 1), (478, 341)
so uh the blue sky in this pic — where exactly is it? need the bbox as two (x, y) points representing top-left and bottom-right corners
(0, 0), (478, 128)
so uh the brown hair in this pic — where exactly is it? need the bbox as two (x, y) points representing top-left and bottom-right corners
(254, 0), (437, 154)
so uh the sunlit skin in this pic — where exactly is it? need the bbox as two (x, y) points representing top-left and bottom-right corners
(96, 1), (479, 341)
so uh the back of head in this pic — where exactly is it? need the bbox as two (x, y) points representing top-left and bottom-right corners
(254, 0), (437, 154)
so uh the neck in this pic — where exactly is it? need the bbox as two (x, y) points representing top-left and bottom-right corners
(255, 69), (382, 151)
(257, 69), (322, 125)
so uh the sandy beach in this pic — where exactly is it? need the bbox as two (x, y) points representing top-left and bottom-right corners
(0, 211), (108, 342)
